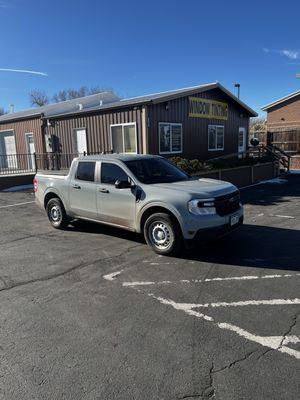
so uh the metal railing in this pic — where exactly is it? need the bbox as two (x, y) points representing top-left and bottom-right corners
(0, 153), (36, 175)
(0, 152), (102, 175)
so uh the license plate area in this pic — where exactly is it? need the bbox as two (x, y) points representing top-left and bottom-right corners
(230, 214), (239, 226)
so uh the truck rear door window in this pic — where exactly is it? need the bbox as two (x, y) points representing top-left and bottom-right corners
(101, 163), (128, 185)
(76, 162), (95, 182)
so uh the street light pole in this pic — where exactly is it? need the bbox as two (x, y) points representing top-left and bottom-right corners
(234, 83), (241, 99)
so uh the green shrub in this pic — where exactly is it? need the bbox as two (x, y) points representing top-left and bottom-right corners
(170, 154), (276, 175)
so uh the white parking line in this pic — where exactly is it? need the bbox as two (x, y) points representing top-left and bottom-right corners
(149, 293), (300, 360)
(273, 215), (295, 219)
(103, 270), (124, 281)
(0, 201), (35, 209)
(189, 298), (300, 308)
(121, 272), (300, 287)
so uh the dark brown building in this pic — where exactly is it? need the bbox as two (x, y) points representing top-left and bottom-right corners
(0, 82), (257, 171)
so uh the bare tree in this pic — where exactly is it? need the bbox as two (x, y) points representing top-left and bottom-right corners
(250, 117), (266, 132)
(52, 86), (113, 103)
(29, 90), (49, 107)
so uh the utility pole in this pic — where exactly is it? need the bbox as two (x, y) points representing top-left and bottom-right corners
(234, 83), (240, 99)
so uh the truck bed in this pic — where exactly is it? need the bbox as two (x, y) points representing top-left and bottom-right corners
(37, 169), (69, 176)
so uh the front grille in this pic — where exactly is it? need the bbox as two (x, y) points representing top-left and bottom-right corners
(215, 190), (240, 217)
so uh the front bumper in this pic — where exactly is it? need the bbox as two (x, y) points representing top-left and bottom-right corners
(192, 215), (243, 241)
(180, 205), (244, 240)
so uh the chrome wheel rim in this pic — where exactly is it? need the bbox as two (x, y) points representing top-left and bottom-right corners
(149, 221), (173, 250)
(50, 205), (62, 223)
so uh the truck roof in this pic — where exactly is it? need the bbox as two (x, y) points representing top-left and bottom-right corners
(78, 154), (161, 162)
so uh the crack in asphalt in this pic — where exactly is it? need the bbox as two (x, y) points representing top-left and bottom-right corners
(0, 243), (143, 294)
(257, 310), (300, 360)
(0, 231), (56, 247)
(212, 350), (257, 375)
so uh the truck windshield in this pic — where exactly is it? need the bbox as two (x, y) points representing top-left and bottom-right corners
(124, 158), (189, 184)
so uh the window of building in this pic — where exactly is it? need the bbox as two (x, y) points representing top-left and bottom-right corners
(110, 123), (137, 153)
(208, 125), (224, 151)
(101, 162), (129, 185)
(159, 123), (182, 154)
(76, 161), (95, 181)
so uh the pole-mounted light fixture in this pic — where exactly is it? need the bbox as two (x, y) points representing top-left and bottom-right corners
(234, 83), (241, 99)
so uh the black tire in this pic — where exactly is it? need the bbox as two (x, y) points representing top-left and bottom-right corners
(46, 198), (69, 229)
(143, 212), (183, 256)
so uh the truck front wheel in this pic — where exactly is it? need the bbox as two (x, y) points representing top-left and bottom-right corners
(46, 198), (69, 229)
(143, 212), (182, 256)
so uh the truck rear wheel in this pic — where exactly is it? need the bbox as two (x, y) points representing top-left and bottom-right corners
(46, 198), (69, 229)
(143, 212), (182, 256)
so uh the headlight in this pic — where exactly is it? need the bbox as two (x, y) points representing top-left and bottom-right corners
(188, 199), (216, 215)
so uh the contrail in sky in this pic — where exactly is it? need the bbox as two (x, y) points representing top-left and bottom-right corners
(0, 68), (48, 76)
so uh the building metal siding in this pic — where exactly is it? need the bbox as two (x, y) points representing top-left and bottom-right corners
(45, 107), (144, 154)
(147, 88), (250, 159)
(0, 117), (43, 154)
(0, 88), (251, 162)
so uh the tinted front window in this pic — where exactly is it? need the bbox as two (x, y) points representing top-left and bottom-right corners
(76, 162), (95, 181)
(101, 163), (129, 185)
(124, 157), (189, 184)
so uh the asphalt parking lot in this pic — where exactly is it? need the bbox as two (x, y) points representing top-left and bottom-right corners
(0, 175), (299, 400)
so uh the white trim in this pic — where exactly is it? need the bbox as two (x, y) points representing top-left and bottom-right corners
(110, 122), (137, 154)
(238, 127), (246, 153)
(25, 132), (35, 170)
(158, 122), (183, 155)
(261, 90), (300, 111)
(73, 127), (87, 154)
(208, 125), (224, 151)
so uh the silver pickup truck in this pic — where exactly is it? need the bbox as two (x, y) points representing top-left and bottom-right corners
(35, 154), (243, 255)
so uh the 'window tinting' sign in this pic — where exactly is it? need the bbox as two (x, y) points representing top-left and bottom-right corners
(188, 97), (228, 120)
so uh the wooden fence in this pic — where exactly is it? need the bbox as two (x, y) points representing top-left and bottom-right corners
(250, 129), (300, 154)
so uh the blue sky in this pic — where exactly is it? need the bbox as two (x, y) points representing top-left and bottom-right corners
(0, 0), (300, 116)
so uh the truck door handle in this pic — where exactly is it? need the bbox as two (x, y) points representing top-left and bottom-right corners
(72, 184), (81, 189)
(99, 188), (109, 194)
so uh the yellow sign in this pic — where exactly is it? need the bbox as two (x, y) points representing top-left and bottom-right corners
(188, 97), (228, 120)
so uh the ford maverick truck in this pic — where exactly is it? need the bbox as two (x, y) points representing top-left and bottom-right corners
(34, 154), (243, 255)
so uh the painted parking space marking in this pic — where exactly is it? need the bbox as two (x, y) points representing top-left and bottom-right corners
(103, 270), (124, 281)
(104, 268), (300, 361)
(0, 201), (35, 209)
(148, 293), (300, 360)
(180, 298), (300, 308)
(120, 272), (300, 287)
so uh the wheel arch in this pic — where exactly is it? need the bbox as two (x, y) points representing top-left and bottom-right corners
(44, 189), (64, 209)
(138, 203), (182, 234)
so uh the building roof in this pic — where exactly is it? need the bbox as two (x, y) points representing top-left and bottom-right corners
(0, 82), (257, 123)
(261, 90), (300, 111)
(0, 91), (119, 123)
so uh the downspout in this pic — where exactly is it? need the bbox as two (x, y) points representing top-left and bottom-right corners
(141, 106), (148, 154)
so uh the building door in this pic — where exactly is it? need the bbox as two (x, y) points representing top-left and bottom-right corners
(73, 128), (87, 155)
(25, 133), (35, 170)
(238, 127), (246, 155)
(0, 131), (17, 169)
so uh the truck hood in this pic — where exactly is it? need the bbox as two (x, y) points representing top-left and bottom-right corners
(152, 178), (237, 198)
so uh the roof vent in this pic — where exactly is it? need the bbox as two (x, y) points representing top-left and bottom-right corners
(99, 100), (103, 106)
(77, 103), (83, 111)
(9, 104), (14, 113)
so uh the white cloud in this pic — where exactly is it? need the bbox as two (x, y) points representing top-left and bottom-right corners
(279, 49), (300, 60)
(0, 68), (48, 76)
(263, 48), (300, 60)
